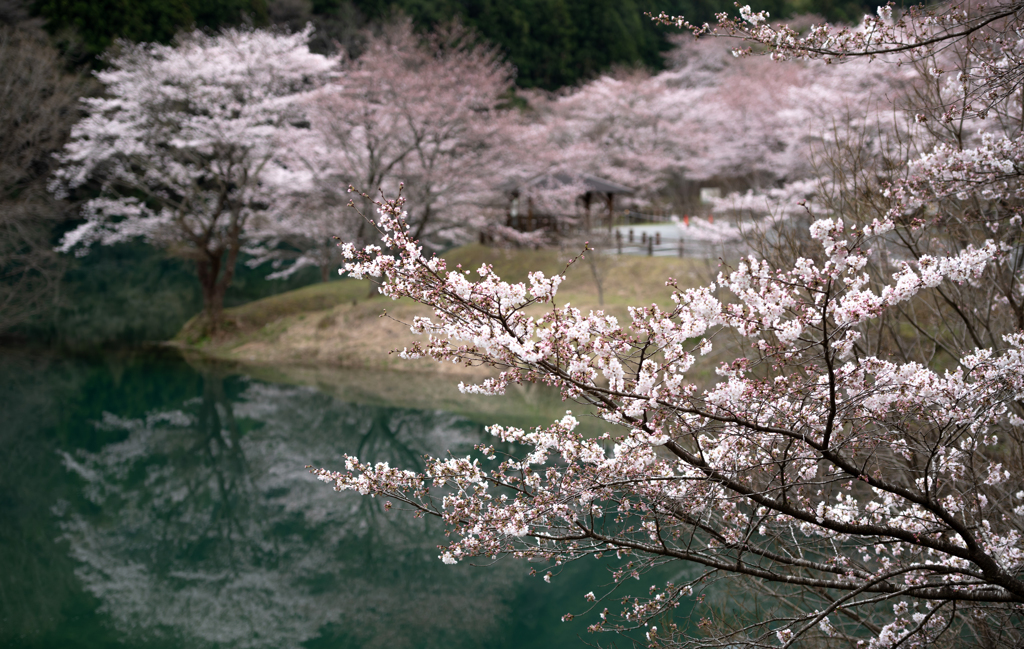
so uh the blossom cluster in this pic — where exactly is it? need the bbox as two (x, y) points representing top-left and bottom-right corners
(53, 27), (336, 255)
(314, 189), (1024, 647)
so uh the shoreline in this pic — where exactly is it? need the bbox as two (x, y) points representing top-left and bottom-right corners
(172, 243), (712, 374)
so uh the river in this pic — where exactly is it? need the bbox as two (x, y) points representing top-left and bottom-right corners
(0, 347), (684, 648)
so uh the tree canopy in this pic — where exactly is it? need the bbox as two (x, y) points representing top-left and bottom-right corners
(51, 27), (337, 330)
(351, 0), (873, 88)
(314, 1), (1024, 646)
(33, 0), (876, 87)
(32, 0), (270, 55)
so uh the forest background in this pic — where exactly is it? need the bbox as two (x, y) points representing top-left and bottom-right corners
(0, 0), (873, 349)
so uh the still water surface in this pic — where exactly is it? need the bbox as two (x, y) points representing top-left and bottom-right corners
(1, 349), (675, 648)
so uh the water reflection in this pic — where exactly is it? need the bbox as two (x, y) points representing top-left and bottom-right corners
(2, 353), (660, 649)
(56, 370), (518, 649)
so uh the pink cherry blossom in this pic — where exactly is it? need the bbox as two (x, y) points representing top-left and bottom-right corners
(314, 183), (1024, 646)
(52, 27), (337, 326)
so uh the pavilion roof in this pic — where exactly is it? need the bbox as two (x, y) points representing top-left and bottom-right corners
(502, 171), (634, 195)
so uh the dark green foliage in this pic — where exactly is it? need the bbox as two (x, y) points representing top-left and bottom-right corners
(34, 0), (877, 86)
(350, 0), (876, 88)
(354, 0), (672, 88)
(190, 0), (269, 31)
(17, 241), (320, 348)
(33, 0), (269, 55)
(41, 241), (204, 347)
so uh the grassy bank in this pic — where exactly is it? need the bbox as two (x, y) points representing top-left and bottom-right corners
(173, 244), (717, 373)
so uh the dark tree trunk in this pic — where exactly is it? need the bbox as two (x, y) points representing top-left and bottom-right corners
(410, 203), (432, 242)
(193, 210), (243, 336)
(583, 192), (592, 232)
(196, 250), (227, 335)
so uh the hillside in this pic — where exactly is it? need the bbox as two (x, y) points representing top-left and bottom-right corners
(174, 244), (719, 373)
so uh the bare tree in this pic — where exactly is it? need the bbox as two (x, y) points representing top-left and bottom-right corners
(0, 23), (82, 333)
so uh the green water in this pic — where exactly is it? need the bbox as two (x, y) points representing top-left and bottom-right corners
(0, 348), (680, 649)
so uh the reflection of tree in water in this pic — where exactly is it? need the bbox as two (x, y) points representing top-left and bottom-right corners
(357, 409), (422, 471)
(58, 373), (518, 649)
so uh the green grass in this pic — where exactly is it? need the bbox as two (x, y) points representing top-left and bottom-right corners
(175, 277), (369, 344)
(174, 244), (713, 357)
(442, 244), (713, 306)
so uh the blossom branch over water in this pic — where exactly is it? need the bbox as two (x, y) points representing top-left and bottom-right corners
(313, 190), (1024, 647)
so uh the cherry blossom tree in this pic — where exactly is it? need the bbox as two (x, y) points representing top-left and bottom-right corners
(51, 27), (337, 330)
(708, 2), (1024, 351)
(311, 4), (1024, 647)
(243, 141), (356, 282)
(518, 33), (907, 220)
(248, 18), (513, 281)
(516, 72), (694, 203)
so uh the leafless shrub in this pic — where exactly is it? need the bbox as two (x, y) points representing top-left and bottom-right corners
(0, 23), (83, 332)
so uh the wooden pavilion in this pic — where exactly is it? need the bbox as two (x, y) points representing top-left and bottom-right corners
(503, 171), (634, 233)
